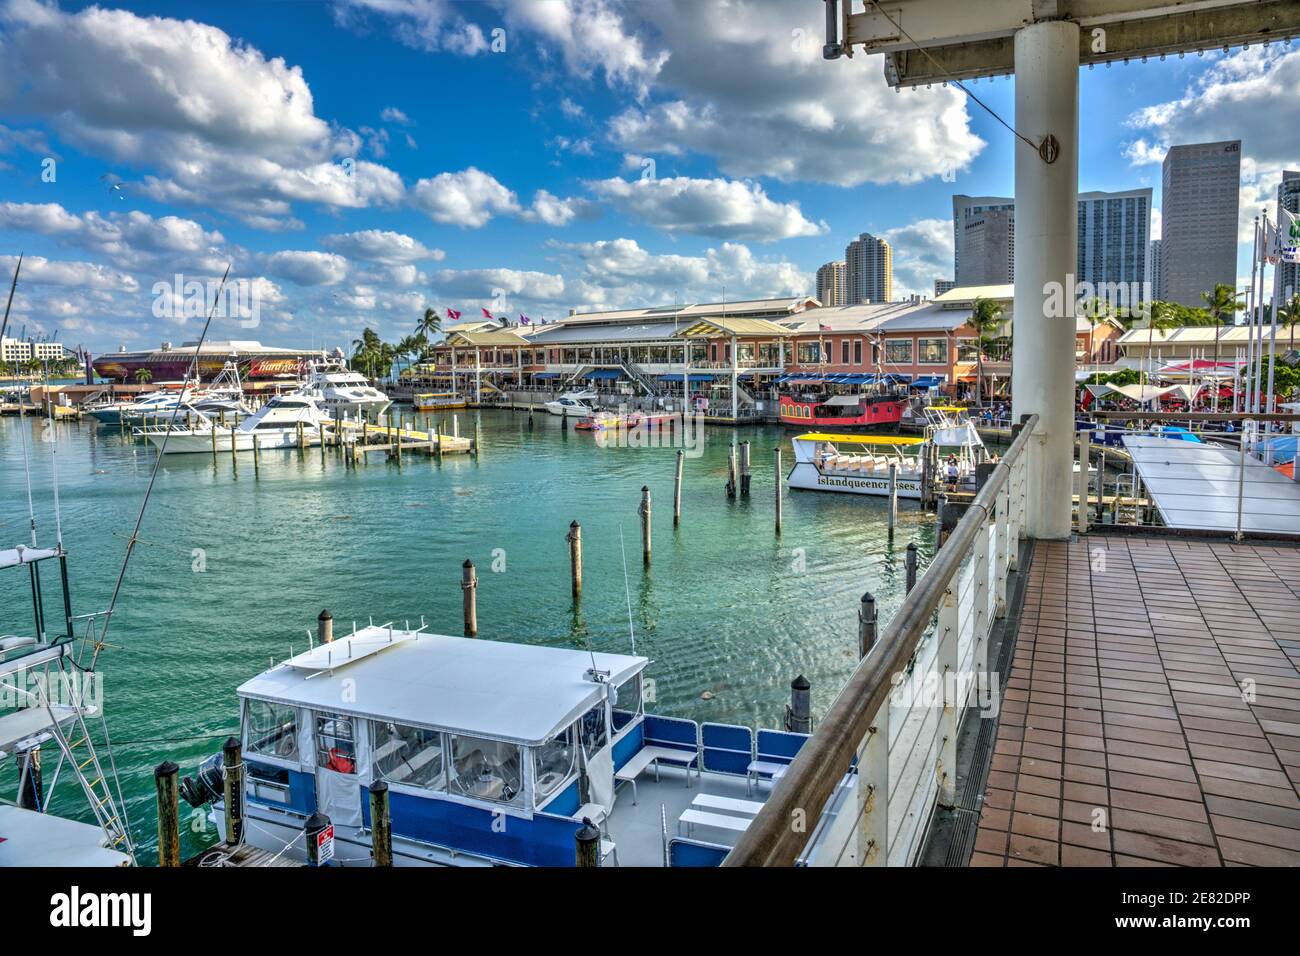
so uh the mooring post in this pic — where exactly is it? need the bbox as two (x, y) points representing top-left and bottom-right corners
(887, 462), (898, 534)
(222, 736), (244, 846)
(858, 592), (878, 659)
(252, 433), (260, 477)
(155, 760), (180, 867)
(575, 817), (601, 868)
(453, 414), (460, 438)
(567, 521), (583, 598)
(305, 811), (332, 867)
(395, 418), (402, 468)
(639, 486), (652, 565)
(740, 441), (751, 496)
(210, 420), (217, 462)
(474, 419), (482, 460)
(16, 747), (42, 811)
(673, 450), (684, 526)
(906, 541), (918, 594)
(297, 421), (305, 453)
(785, 675), (811, 734)
(369, 780), (392, 867)
(774, 448), (783, 535)
(317, 608), (333, 644)
(726, 442), (737, 499)
(462, 558), (478, 637)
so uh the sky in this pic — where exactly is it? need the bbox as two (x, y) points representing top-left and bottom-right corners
(0, 0), (1297, 356)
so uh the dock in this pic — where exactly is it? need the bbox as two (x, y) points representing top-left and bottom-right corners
(184, 841), (301, 868)
(328, 418), (473, 460)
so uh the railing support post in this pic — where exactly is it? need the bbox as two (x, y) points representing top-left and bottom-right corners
(994, 479), (1011, 618)
(1076, 428), (1090, 534)
(855, 703), (888, 867)
(972, 515), (991, 681)
(936, 584), (959, 808)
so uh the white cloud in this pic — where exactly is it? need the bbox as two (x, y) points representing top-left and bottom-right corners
(321, 229), (445, 264)
(523, 189), (596, 227)
(0, 1), (405, 228)
(261, 250), (349, 286)
(0, 202), (226, 270)
(331, 0), (488, 55)
(432, 267), (567, 301)
(0, 254), (139, 293)
(412, 167), (521, 227)
(589, 176), (825, 241)
(380, 106), (412, 125)
(559, 97), (584, 119)
(880, 218), (953, 299)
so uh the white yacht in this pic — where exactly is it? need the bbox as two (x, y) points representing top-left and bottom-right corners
(300, 356), (391, 421)
(544, 389), (598, 417)
(142, 392), (332, 454)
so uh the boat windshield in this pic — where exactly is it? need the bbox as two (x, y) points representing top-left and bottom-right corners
(448, 732), (524, 807)
(533, 726), (577, 803)
(245, 699), (299, 761)
(373, 721), (445, 790)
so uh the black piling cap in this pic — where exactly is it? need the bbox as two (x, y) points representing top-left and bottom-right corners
(791, 674), (811, 691)
(370, 780), (389, 795)
(318, 608), (333, 621)
(223, 736), (241, 755)
(641, 485), (649, 492)
(463, 557), (474, 568)
(155, 760), (179, 779)
(576, 817), (601, 843)
(861, 591), (876, 606)
(906, 541), (917, 552)
(570, 520), (579, 529)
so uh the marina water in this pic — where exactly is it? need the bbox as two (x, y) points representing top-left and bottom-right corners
(0, 409), (934, 859)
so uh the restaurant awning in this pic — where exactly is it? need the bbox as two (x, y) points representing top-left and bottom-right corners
(911, 375), (945, 389)
(583, 369), (622, 381)
(657, 373), (715, 382)
(532, 371), (560, 379)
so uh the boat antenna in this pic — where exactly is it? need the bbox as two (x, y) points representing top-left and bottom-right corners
(97, 264), (231, 653)
(618, 524), (637, 655)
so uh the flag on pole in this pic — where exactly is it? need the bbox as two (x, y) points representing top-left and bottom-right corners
(1273, 207), (1300, 264)
(481, 307), (494, 319)
(519, 313), (531, 325)
(446, 307), (461, 321)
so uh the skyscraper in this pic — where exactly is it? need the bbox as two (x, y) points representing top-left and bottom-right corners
(844, 233), (892, 304)
(816, 260), (847, 307)
(952, 190), (1152, 293)
(1147, 239), (1162, 304)
(934, 279), (956, 297)
(1159, 141), (1240, 306)
(1278, 170), (1300, 303)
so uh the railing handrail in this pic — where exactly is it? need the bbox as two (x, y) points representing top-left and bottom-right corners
(723, 413), (1040, 867)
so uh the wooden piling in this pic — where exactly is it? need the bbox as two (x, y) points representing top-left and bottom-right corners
(230, 425), (237, 472)
(774, 448), (783, 535)
(567, 521), (583, 598)
(726, 443), (737, 499)
(740, 441), (751, 496)
(673, 450), (684, 526)
(905, 541), (918, 593)
(462, 559), (478, 637)
(369, 780), (392, 867)
(252, 434), (260, 476)
(155, 760), (180, 867)
(297, 421), (305, 452)
(210, 421), (217, 462)
(887, 462), (898, 534)
(858, 592), (877, 658)
(639, 486), (652, 565)
(222, 736), (244, 846)
(575, 818), (601, 868)
(786, 675), (811, 734)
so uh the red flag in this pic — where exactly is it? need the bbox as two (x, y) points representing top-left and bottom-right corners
(481, 307), (493, 319)
(819, 323), (832, 332)
(446, 308), (461, 321)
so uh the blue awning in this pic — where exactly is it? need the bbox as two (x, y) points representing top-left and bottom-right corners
(584, 369), (622, 380)
(657, 373), (715, 382)
(911, 375), (945, 389)
(880, 373), (911, 385)
(532, 371), (560, 379)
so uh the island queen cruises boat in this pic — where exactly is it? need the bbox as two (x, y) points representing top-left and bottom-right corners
(787, 405), (988, 498)
(140, 391), (333, 454)
(177, 623), (812, 867)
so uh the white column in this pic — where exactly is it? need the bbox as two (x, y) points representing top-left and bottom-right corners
(1011, 19), (1079, 540)
(730, 334), (739, 419)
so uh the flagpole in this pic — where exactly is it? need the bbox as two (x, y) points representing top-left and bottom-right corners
(1247, 216), (1260, 414)
(1267, 209), (1282, 417)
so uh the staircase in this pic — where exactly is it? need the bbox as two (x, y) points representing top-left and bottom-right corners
(618, 358), (663, 398)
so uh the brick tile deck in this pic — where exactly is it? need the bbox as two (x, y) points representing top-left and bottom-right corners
(972, 535), (1300, 867)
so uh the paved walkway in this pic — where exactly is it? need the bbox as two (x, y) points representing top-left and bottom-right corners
(972, 535), (1300, 866)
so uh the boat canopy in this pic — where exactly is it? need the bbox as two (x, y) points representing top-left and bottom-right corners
(237, 628), (648, 746)
(792, 433), (925, 445)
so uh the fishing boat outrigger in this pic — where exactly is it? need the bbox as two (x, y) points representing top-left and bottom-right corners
(786, 406), (988, 498)
(180, 622), (811, 867)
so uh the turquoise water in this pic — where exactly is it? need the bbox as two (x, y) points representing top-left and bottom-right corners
(0, 409), (934, 859)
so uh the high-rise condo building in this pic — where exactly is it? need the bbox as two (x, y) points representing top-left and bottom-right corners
(845, 233), (892, 304)
(1159, 140), (1240, 306)
(1278, 170), (1300, 303)
(816, 260), (847, 307)
(1147, 239), (1162, 304)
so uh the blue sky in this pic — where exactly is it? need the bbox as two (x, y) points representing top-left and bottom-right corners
(1, 0), (1296, 355)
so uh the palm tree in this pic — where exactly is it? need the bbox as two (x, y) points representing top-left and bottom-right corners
(134, 367), (152, 385)
(1280, 292), (1300, 353)
(351, 328), (382, 380)
(1200, 283), (1244, 411)
(1142, 301), (1180, 386)
(967, 296), (1005, 406)
(415, 307), (440, 344)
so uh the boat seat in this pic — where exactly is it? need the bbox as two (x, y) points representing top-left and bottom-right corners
(677, 808), (751, 837)
(615, 746), (699, 804)
(600, 839), (619, 867)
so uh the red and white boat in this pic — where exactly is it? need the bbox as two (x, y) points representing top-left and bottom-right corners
(778, 393), (908, 429)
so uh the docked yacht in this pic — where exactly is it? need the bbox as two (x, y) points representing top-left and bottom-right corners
(178, 624), (811, 867)
(141, 392), (332, 453)
(300, 357), (391, 421)
(544, 389), (598, 417)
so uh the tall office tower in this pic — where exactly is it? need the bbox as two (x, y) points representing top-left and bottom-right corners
(844, 233), (893, 303)
(1278, 170), (1300, 303)
(1076, 188), (1153, 298)
(961, 208), (1015, 285)
(816, 260), (847, 307)
(953, 195), (1015, 284)
(1147, 239), (1162, 301)
(934, 279), (956, 297)
(954, 190), (1152, 292)
(1159, 141), (1241, 307)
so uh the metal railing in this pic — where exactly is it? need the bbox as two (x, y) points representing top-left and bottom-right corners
(723, 414), (1038, 867)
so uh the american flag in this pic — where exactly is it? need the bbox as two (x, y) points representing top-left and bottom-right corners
(819, 323), (832, 332)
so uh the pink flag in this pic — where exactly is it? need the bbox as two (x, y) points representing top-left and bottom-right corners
(481, 307), (493, 319)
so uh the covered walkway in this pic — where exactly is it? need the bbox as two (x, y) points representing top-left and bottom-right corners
(972, 536), (1300, 866)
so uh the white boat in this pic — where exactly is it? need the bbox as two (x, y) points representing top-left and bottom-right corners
(787, 405), (989, 498)
(177, 622), (813, 867)
(142, 392), (332, 454)
(544, 389), (597, 417)
(299, 355), (391, 421)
